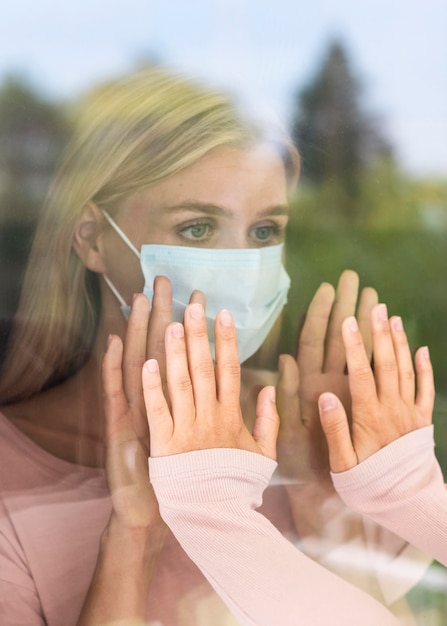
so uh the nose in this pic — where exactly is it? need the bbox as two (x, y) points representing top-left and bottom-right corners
(218, 230), (250, 249)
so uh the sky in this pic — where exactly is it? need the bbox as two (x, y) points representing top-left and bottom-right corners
(1, 0), (446, 176)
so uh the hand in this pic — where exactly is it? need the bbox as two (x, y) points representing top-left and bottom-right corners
(318, 303), (435, 473)
(80, 282), (204, 625)
(142, 303), (279, 460)
(276, 270), (378, 485)
(102, 278), (205, 529)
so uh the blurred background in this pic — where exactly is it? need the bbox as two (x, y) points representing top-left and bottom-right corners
(0, 1), (446, 613)
(1, 3), (446, 432)
(1, 0), (446, 453)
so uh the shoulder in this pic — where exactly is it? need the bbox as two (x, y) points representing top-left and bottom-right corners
(0, 408), (106, 495)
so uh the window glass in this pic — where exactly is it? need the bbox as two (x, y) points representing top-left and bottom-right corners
(1, 2), (446, 624)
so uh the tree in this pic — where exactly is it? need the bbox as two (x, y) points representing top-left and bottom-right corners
(0, 75), (70, 224)
(0, 75), (70, 320)
(291, 40), (392, 222)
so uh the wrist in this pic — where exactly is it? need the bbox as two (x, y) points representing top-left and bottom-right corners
(285, 481), (355, 558)
(103, 512), (167, 560)
(77, 516), (166, 625)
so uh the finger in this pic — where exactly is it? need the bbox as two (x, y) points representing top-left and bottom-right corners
(102, 335), (129, 441)
(184, 303), (217, 416)
(389, 316), (415, 405)
(122, 293), (150, 411)
(342, 316), (377, 407)
(297, 282), (335, 374)
(318, 392), (358, 472)
(146, 275), (173, 377)
(164, 322), (196, 426)
(214, 309), (241, 411)
(189, 289), (206, 308)
(370, 304), (400, 400)
(414, 346), (435, 426)
(324, 270), (359, 372)
(142, 358), (174, 457)
(252, 386), (280, 461)
(277, 354), (301, 432)
(357, 286), (379, 360)
(103, 336), (143, 494)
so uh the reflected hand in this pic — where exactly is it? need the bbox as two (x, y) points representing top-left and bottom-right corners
(318, 304), (434, 473)
(101, 279), (205, 529)
(276, 270), (378, 486)
(143, 304), (279, 461)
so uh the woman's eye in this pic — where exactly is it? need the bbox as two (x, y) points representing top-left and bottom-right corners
(179, 222), (212, 241)
(251, 223), (282, 244)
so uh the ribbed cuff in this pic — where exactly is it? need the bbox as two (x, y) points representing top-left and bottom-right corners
(149, 448), (277, 504)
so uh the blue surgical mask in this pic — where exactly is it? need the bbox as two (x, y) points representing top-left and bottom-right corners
(102, 211), (290, 363)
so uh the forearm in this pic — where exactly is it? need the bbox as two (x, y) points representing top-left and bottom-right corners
(150, 448), (398, 626)
(332, 425), (447, 567)
(77, 516), (166, 626)
(283, 480), (360, 561)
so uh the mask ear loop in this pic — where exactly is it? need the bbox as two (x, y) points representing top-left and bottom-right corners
(102, 210), (141, 259)
(101, 210), (141, 316)
(102, 274), (129, 310)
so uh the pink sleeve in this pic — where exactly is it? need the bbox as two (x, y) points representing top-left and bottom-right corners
(331, 425), (447, 567)
(149, 448), (398, 626)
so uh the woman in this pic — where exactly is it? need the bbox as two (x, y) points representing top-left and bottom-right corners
(0, 67), (427, 625)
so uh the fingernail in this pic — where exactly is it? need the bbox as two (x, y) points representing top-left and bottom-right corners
(347, 316), (358, 332)
(392, 316), (403, 331)
(106, 334), (113, 349)
(219, 309), (233, 327)
(278, 354), (286, 372)
(145, 359), (159, 373)
(189, 303), (204, 320)
(269, 386), (276, 403)
(421, 346), (430, 360)
(377, 303), (388, 320)
(319, 394), (338, 411)
(171, 323), (184, 338)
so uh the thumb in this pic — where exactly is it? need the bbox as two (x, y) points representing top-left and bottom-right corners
(252, 386), (280, 461)
(318, 393), (358, 472)
(277, 354), (300, 431)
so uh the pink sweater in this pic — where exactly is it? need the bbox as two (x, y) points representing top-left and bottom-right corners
(149, 425), (447, 625)
(0, 411), (432, 625)
(331, 425), (447, 567)
(150, 449), (399, 626)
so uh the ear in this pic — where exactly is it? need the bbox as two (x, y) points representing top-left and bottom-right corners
(72, 202), (107, 273)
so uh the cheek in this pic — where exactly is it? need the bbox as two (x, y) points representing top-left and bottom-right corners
(117, 259), (144, 301)
(102, 240), (144, 302)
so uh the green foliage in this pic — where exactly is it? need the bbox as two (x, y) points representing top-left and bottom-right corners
(293, 157), (447, 229)
(0, 76), (64, 132)
(0, 75), (71, 317)
(0, 75), (70, 225)
(280, 221), (447, 471)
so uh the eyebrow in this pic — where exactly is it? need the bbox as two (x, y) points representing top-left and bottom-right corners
(163, 201), (290, 218)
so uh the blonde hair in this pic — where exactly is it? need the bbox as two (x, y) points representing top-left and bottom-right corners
(0, 66), (299, 403)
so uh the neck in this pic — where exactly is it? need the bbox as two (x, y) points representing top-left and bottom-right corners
(2, 353), (105, 467)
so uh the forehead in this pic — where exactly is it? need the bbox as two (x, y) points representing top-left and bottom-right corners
(172, 144), (288, 188)
(121, 145), (289, 219)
